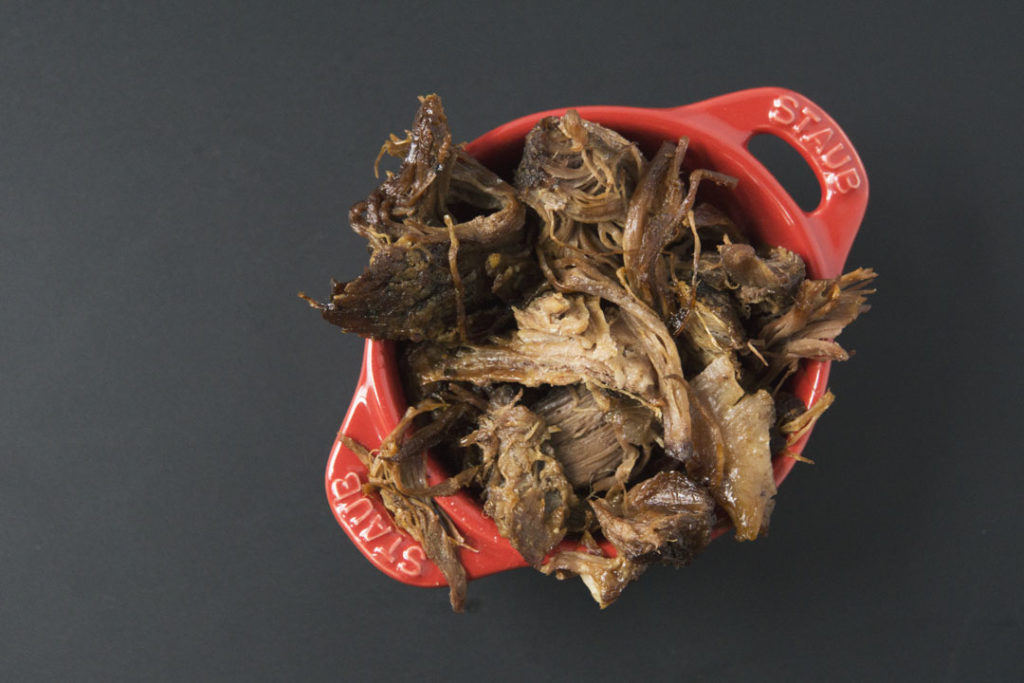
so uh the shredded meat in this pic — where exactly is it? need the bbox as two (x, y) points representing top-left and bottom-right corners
(302, 94), (540, 342)
(553, 262), (698, 466)
(352, 95), (525, 249)
(310, 240), (540, 343)
(516, 110), (644, 226)
(410, 291), (657, 398)
(463, 389), (576, 565)
(340, 403), (471, 611)
(533, 385), (657, 492)
(719, 243), (806, 312)
(591, 471), (714, 564)
(539, 552), (647, 609)
(308, 95), (874, 610)
(759, 268), (876, 379)
(690, 355), (776, 540)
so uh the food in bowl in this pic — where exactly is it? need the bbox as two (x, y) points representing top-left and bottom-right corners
(303, 95), (874, 610)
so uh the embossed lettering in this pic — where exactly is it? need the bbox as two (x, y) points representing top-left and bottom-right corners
(821, 143), (851, 169)
(792, 106), (822, 134)
(800, 126), (835, 154)
(768, 96), (864, 196)
(326, 443), (434, 575)
(329, 471), (362, 501)
(768, 95), (800, 125)
(396, 545), (426, 576)
(372, 536), (403, 563)
(337, 496), (374, 525)
(358, 513), (391, 543)
(834, 167), (862, 193)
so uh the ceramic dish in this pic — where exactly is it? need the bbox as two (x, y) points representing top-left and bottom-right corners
(325, 87), (868, 589)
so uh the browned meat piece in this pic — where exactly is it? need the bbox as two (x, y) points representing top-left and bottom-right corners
(410, 290), (659, 398)
(622, 140), (688, 312)
(671, 281), (748, 371)
(348, 94), (454, 250)
(516, 110), (644, 225)
(719, 243), (806, 315)
(720, 243), (804, 294)
(554, 262), (698, 468)
(532, 385), (657, 492)
(443, 149), (529, 246)
(351, 94), (525, 250)
(304, 94), (538, 343)
(591, 470), (714, 566)
(309, 240), (539, 343)
(539, 551), (647, 608)
(758, 267), (876, 385)
(670, 243), (801, 375)
(464, 390), (576, 565)
(690, 355), (776, 540)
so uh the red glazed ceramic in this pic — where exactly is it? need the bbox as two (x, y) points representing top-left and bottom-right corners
(325, 87), (869, 589)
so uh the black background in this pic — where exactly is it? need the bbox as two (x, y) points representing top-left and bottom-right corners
(3, 2), (1022, 681)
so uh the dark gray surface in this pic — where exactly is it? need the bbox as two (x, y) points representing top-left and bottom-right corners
(3, 2), (1021, 681)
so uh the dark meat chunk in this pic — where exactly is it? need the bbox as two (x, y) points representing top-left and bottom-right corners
(591, 470), (714, 566)
(349, 94), (454, 249)
(622, 140), (688, 312)
(464, 390), (576, 565)
(310, 241), (539, 343)
(351, 94), (526, 250)
(304, 94), (539, 343)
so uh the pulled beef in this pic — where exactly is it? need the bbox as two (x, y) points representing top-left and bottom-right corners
(690, 355), (776, 540)
(377, 487), (467, 609)
(352, 95), (525, 249)
(313, 240), (539, 343)
(591, 471), (714, 565)
(340, 401), (472, 612)
(552, 262), (699, 467)
(464, 390), (576, 565)
(672, 280), (747, 371)
(303, 94), (539, 342)
(758, 268), (876, 384)
(623, 141), (736, 315)
(409, 291), (658, 399)
(516, 110), (643, 225)
(309, 96), (874, 610)
(532, 385), (657, 492)
(622, 140), (686, 311)
(539, 552), (647, 609)
(719, 243), (805, 314)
